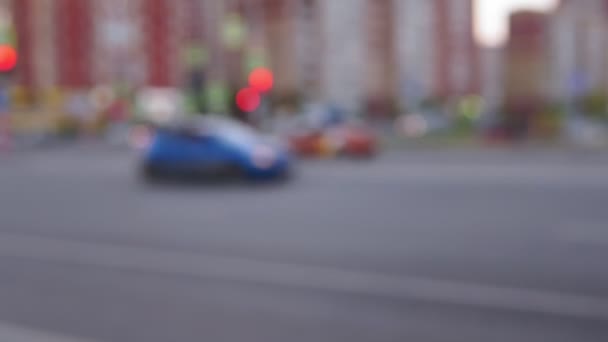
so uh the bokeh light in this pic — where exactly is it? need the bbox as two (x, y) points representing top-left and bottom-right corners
(0, 45), (17, 72)
(397, 114), (429, 138)
(236, 87), (261, 113)
(248, 67), (274, 93)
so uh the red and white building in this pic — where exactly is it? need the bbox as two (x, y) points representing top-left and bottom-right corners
(9, 0), (481, 113)
(322, 0), (481, 113)
(433, 0), (481, 98)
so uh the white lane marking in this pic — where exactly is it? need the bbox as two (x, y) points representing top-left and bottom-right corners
(0, 321), (95, 342)
(0, 233), (607, 321)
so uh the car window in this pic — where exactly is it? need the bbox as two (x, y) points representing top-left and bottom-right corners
(201, 117), (258, 147)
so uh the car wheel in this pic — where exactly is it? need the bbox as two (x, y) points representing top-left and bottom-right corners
(140, 163), (164, 183)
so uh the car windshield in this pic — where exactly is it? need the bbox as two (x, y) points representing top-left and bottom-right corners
(199, 116), (259, 147)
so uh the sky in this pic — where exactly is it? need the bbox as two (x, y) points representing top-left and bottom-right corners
(476, 0), (559, 47)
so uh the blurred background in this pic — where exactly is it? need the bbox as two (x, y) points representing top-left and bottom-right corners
(0, 0), (606, 144)
(0, 0), (608, 341)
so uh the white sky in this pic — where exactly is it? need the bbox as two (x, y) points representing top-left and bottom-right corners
(475, 0), (559, 46)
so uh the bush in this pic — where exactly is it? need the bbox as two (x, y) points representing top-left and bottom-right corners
(579, 92), (608, 120)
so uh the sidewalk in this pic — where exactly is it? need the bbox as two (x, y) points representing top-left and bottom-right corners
(4, 109), (86, 151)
(9, 109), (59, 133)
(382, 132), (608, 151)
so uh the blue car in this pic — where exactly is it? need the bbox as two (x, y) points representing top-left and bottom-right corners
(140, 116), (291, 182)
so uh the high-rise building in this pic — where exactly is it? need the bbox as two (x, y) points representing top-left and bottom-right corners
(364, 0), (397, 116)
(320, 0), (365, 113)
(433, 0), (481, 98)
(480, 46), (505, 112)
(395, 0), (435, 108)
(549, 0), (608, 102)
(293, 0), (323, 100)
(504, 10), (551, 135)
(12, 0), (37, 97)
(94, 0), (145, 86)
(9, 0), (482, 114)
(394, 0), (482, 112)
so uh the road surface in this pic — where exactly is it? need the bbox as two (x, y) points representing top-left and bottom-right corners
(0, 144), (607, 341)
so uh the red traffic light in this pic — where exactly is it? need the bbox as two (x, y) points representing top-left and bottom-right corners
(236, 87), (261, 113)
(248, 67), (273, 93)
(0, 45), (17, 72)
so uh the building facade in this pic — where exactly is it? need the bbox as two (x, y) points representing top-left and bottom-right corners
(9, 0), (481, 114)
(433, 0), (481, 98)
(320, 0), (365, 112)
(395, 0), (436, 108)
(322, 0), (481, 114)
(503, 10), (552, 137)
(395, 0), (480, 109)
(549, 0), (608, 102)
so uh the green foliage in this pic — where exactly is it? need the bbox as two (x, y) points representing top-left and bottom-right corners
(457, 95), (484, 121)
(205, 81), (230, 113)
(579, 92), (608, 120)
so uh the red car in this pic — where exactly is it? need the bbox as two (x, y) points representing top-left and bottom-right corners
(286, 122), (377, 158)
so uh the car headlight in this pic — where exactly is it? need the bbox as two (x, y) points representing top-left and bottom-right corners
(251, 145), (277, 169)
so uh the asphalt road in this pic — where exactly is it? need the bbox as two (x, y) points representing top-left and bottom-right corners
(0, 144), (608, 341)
